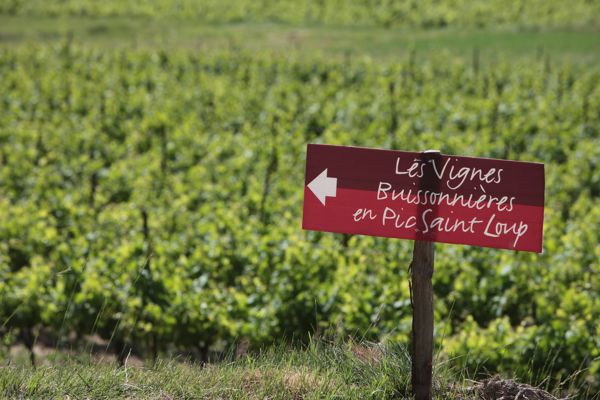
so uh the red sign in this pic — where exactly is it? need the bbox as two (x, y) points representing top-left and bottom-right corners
(302, 144), (544, 253)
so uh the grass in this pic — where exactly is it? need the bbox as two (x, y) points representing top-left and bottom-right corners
(0, 341), (416, 399)
(0, 340), (572, 399)
(0, 16), (599, 63)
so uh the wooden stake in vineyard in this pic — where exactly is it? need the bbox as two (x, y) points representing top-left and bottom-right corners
(410, 239), (434, 400)
(302, 144), (545, 400)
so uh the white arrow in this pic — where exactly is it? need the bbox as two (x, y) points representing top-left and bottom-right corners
(308, 168), (337, 206)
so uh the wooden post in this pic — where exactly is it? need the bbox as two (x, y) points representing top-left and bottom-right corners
(410, 150), (440, 400)
(410, 240), (434, 400)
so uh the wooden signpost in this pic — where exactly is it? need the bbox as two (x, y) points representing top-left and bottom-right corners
(302, 144), (545, 399)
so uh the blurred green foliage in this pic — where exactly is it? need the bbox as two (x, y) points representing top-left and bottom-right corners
(0, 43), (598, 395)
(1, 0), (599, 29)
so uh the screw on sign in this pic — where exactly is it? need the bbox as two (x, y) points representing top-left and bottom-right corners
(302, 144), (545, 400)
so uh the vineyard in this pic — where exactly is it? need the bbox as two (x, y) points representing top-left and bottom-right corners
(1, 44), (599, 393)
(0, 2), (600, 398)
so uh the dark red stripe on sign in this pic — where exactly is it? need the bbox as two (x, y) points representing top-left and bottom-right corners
(302, 144), (544, 253)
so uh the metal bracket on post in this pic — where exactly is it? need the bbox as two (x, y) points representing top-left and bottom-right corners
(410, 149), (441, 400)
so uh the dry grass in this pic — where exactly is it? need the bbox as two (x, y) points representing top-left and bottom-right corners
(476, 377), (562, 400)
